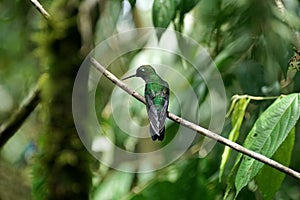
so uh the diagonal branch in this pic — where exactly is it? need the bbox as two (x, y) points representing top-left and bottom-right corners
(30, 0), (51, 20)
(90, 57), (300, 180)
(0, 86), (40, 149)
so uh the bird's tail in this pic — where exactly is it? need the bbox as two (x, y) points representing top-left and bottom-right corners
(150, 126), (165, 141)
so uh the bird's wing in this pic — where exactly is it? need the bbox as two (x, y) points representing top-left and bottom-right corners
(145, 84), (169, 139)
(145, 94), (160, 137)
(158, 86), (169, 130)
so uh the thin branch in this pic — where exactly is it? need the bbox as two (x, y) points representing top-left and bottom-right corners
(29, 0), (51, 20)
(0, 86), (40, 149)
(90, 57), (300, 180)
(231, 94), (282, 101)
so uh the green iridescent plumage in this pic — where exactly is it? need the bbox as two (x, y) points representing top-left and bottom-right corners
(123, 65), (169, 141)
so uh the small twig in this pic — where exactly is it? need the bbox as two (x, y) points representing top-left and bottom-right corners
(231, 94), (281, 101)
(0, 86), (40, 149)
(29, 0), (51, 20)
(226, 95), (280, 118)
(90, 57), (300, 180)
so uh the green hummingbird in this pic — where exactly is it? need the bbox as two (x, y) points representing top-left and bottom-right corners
(122, 65), (169, 141)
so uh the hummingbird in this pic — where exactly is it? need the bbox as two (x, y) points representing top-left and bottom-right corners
(122, 65), (169, 141)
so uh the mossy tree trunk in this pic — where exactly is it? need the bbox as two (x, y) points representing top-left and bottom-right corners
(33, 0), (92, 199)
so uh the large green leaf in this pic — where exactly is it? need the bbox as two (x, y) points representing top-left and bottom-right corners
(256, 128), (295, 200)
(235, 93), (300, 197)
(152, 0), (177, 39)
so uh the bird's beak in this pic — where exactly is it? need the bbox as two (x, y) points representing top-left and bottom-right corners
(122, 74), (136, 80)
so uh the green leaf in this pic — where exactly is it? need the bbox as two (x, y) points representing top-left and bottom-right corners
(256, 128), (295, 200)
(224, 157), (242, 200)
(128, 0), (136, 8)
(235, 94), (300, 197)
(152, 0), (177, 39)
(92, 170), (134, 199)
(214, 36), (253, 71)
(178, 0), (201, 15)
(173, 0), (201, 32)
(219, 98), (250, 181)
(131, 159), (200, 200)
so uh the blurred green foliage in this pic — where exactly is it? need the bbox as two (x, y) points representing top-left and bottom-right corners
(0, 0), (40, 122)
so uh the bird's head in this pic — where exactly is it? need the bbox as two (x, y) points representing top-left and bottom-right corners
(122, 65), (156, 81)
(136, 65), (156, 78)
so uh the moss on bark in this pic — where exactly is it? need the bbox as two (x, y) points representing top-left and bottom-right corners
(32, 1), (92, 199)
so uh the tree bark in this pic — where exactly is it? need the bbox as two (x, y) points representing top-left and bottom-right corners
(32, 1), (92, 199)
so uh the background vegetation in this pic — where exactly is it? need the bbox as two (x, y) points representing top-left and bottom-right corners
(0, 0), (299, 199)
